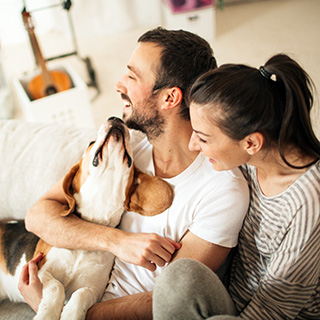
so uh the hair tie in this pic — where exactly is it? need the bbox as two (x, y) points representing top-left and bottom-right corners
(259, 66), (277, 82)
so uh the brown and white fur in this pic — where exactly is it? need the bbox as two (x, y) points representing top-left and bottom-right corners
(0, 117), (173, 320)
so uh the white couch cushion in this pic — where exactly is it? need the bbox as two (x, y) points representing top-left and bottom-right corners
(0, 120), (97, 219)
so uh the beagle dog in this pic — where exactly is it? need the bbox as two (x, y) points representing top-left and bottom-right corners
(0, 117), (173, 320)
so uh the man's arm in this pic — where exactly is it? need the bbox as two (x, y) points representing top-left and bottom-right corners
(86, 231), (231, 320)
(171, 230), (230, 272)
(25, 179), (180, 271)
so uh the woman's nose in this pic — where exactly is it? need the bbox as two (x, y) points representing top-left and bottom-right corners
(188, 132), (201, 152)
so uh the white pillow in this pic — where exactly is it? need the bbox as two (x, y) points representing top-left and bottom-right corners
(0, 120), (97, 219)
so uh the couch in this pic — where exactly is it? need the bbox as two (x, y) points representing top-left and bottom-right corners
(0, 119), (97, 319)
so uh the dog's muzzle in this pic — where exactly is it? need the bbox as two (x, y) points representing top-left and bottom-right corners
(92, 117), (132, 168)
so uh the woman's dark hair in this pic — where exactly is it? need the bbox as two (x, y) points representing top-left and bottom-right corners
(138, 27), (217, 120)
(189, 53), (320, 168)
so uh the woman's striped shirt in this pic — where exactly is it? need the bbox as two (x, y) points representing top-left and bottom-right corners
(229, 161), (320, 319)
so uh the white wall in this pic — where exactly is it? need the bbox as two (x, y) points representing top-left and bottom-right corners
(0, 0), (162, 45)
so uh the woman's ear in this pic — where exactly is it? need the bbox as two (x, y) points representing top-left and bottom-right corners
(244, 132), (264, 155)
(162, 87), (183, 110)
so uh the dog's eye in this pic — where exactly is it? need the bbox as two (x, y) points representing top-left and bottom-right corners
(87, 141), (95, 148)
(81, 141), (95, 158)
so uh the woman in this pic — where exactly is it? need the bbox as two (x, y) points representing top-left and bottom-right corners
(153, 54), (320, 319)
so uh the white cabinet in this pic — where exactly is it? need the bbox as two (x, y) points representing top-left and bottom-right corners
(13, 64), (95, 128)
(161, 1), (216, 44)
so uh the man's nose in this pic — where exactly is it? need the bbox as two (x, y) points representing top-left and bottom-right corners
(115, 76), (126, 93)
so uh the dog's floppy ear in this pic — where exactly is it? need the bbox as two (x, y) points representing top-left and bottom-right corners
(61, 162), (80, 217)
(125, 166), (174, 216)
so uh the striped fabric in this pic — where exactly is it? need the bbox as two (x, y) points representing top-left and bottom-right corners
(229, 161), (320, 319)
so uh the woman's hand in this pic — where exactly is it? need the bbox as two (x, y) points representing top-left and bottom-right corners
(18, 252), (44, 312)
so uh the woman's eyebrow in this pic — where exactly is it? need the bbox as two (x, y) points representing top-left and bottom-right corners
(193, 129), (210, 137)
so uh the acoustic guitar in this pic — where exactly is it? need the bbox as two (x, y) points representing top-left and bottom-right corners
(22, 9), (71, 100)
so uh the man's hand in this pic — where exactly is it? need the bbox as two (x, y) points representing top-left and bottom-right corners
(18, 252), (44, 312)
(115, 232), (181, 271)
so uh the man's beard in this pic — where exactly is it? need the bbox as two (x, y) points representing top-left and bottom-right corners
(122, 94), (166, 140)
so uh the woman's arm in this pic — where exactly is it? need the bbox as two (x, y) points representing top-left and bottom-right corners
(239, 213), (320, 319)
(18, 252), (44, 312)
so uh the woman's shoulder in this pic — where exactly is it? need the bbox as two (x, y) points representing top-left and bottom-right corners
(295, 159), (320, 195)
(239, 163), (256, 184)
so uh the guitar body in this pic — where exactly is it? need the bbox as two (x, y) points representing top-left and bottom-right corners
(28, 69), (72, 100)
(22, 9), (72, 100)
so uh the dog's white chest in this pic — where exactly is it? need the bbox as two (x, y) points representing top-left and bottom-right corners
(74, 171), (127, 226)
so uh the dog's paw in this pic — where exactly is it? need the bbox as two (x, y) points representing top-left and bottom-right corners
(60, 306), (87, 320)
(34, 310), (61, 320)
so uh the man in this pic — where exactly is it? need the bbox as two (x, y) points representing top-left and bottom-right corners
(20, 28), (249, 319)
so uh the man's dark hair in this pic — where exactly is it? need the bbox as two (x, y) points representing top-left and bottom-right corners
(138, 27), (217, 120)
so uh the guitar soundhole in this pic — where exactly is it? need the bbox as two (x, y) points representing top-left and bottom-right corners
(45, 86), (57, 96)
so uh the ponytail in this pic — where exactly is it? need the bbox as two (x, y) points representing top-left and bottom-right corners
(262, 54), (320, 168)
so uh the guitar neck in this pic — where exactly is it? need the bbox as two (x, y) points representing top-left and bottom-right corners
(27, 29), (54, 86)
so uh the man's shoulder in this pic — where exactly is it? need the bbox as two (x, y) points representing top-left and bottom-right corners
(181, 155), (248, 201)
(197, 155), (246, 183)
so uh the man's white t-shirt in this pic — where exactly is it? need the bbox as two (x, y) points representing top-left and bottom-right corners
(102, 130), (249, 300)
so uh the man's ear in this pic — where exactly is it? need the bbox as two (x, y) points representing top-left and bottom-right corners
(125, 166), (174, 216)
(61, 162), (80, 216)
(244, 132), (264, 155)
(162, 86), (183, 110)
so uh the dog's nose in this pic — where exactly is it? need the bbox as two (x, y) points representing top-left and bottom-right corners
(108, 116), (124, 124)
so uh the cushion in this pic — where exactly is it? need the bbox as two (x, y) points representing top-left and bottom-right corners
(0, 120), (97, 219)
(0, 300), (35, 319)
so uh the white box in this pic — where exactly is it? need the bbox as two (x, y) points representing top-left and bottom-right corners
(162, 3), (216, 45)
(13, 64), (95, 128)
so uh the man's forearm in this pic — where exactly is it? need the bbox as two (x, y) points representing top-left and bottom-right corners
(25, 198), (120, 252)
(86, 291), (153, 320)
(26, 197), (180, 270)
